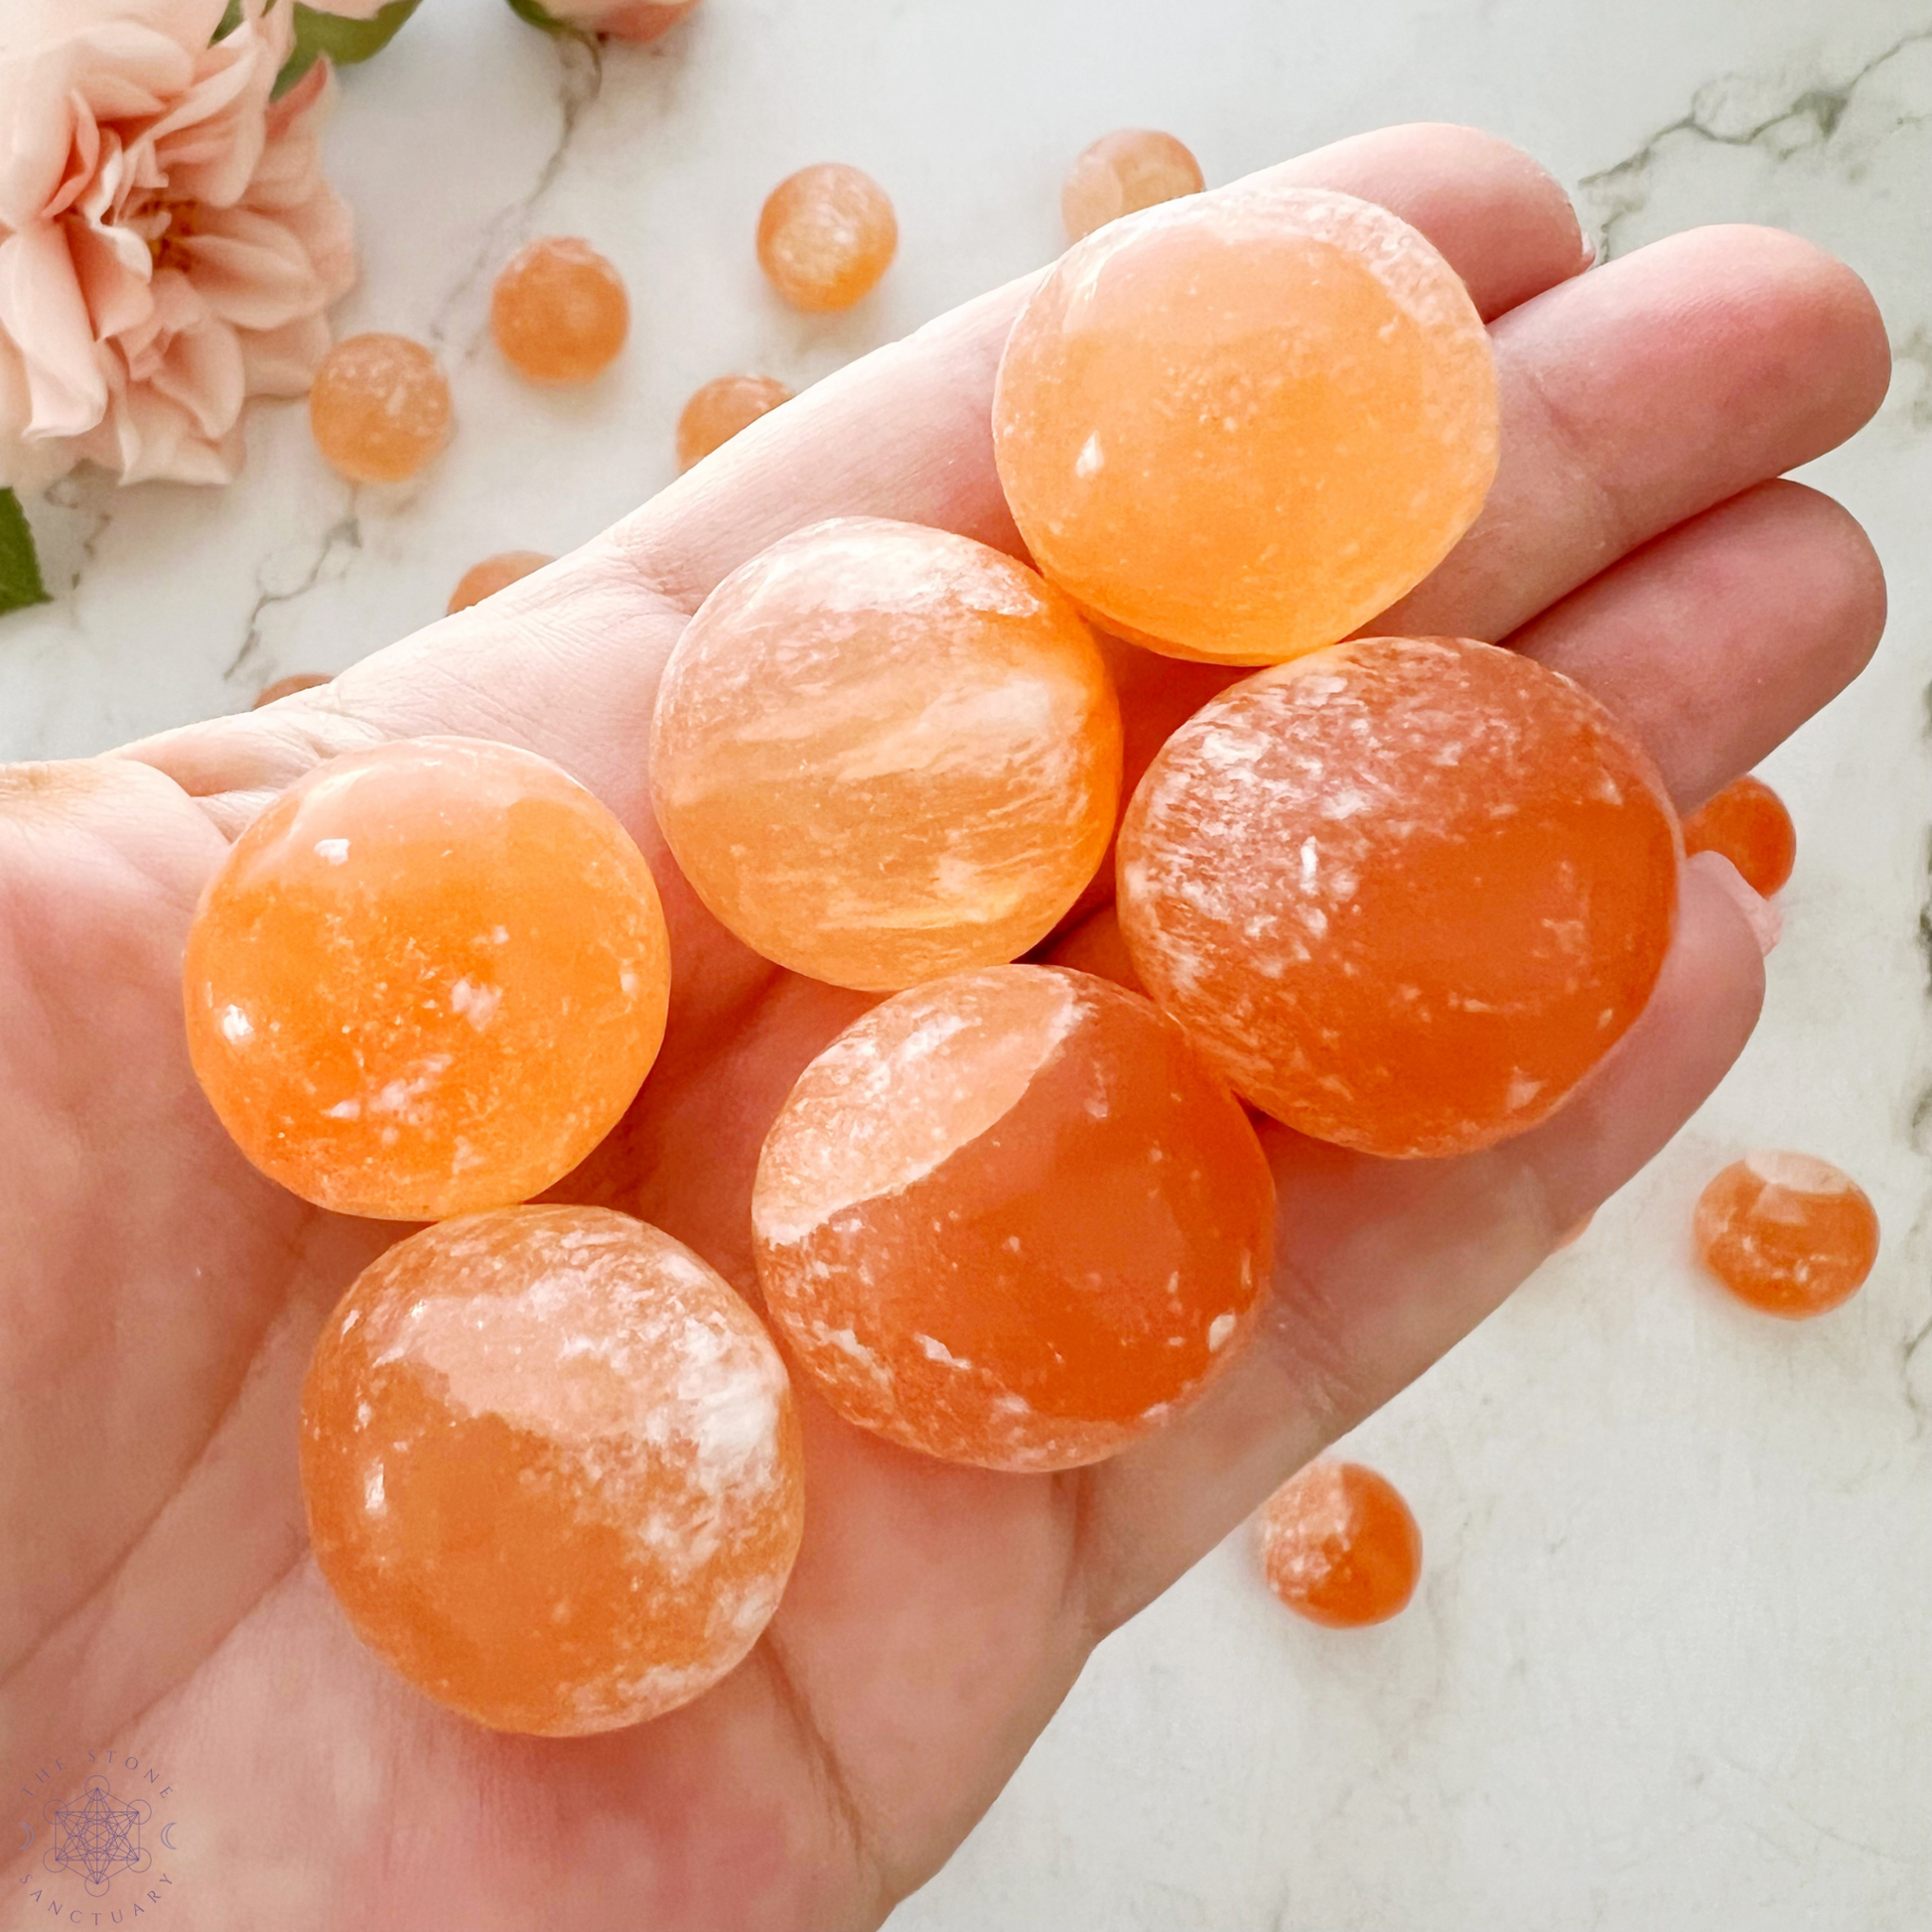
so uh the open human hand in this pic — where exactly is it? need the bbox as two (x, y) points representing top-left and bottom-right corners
(0, 123), (1887, 1930)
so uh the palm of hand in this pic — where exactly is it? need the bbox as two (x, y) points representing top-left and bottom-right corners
(0, 128), (1886, 1931)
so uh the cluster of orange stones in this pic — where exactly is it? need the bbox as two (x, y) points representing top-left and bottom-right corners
(201, 133), (1880, 1727)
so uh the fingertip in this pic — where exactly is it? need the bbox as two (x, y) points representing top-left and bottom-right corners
(1688, 850), (1781, 958)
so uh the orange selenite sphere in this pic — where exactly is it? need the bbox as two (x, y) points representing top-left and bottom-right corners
(447, 550), (553, 614)
(1118, 636), (1680, 1158)
(184, 737), (670, 1219)
(1259, 1461), (1422, 1627)
(757, 164), (897, 312)
(993, 185), (1496, 665)
(252, 671), (331, 708)
(1681, 773), (1796, 897)
(309, 333), (452, 483)
(752, 966), (1276, 1471)
(301, 1206), (803, 1735)
(676, 373), (793, 472)
(649, 517), (1122, 991)
(592, 0), (701, 41)
(1062, 128), (1204, 241)
(491, 237), (629, 386)
(1694, 1152), (1879, 1318)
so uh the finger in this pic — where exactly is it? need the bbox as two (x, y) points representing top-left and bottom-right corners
(1073, 855), (1766, 1633)
(1375, 224), (1890, 642)
(119, 124), (1587, 827)
(1509, 479), (1886, 810)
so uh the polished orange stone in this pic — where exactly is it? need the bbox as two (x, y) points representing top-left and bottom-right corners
(1062, 128), (1203, 241)
(676, 373), (793, 472)
(593, 0), (701, 40)
(1118, 636), (1680, 1158)
(1694, 1152), (1879, 1318)
(993, 185), (1496, 664)
(184, 737), (670, 1219)
(753, 965), (1275, 1470)
(252, 671), (332, 709)
(1682, 773), (1796, 897)
(309, 333), (452, 483)
(491, 237), (629, 386)
(1259, 1460), (1422, 1627)
(301, 1205), (803, 1735)
(447, 550), (554, 615)
(650, 517), (1122, 991)
(757, 164), (897, 312)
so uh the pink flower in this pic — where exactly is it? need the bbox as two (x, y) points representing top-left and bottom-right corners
(0, 0), (356, 492)
(541, 0), (703, 45)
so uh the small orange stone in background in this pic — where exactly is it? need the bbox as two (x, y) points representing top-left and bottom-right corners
(1694, 1152), (1879, 1317)
(1681, 773), (1797, 897)
(252, 672), (331, 709)
(1062, 128), (1204, 241)
(301, 1205), (803, 1735)
(309, 333), (452, 483)
(1259, 1460), (1422, 1628)
(184, 737), (670, 1220)
(491, 237), (629, 386)
(448, 550), (554, 615)
(758, 164), (897, 312)
(592, 0), (701, 41)
(676, 373), (793, 472)
(753, 965), (1275, 1471)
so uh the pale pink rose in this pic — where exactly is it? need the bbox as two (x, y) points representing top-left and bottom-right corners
(542, 0), (703, 45)
(0, 0), (357, 492)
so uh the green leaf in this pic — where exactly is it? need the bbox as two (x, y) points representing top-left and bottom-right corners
(212, 0), (246, 41)
(0, 489), (51, 619)
(274, 0), (425, 96)
(503, 0), (574, 32)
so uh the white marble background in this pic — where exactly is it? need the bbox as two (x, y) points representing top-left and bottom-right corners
(5, 1), (1929, 1926)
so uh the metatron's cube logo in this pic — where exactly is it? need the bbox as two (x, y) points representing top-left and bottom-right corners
(44, 1772), (152, 1897)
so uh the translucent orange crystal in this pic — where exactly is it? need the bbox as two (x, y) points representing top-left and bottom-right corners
(252, 671), (331, 708)
(592, 0), (701, 41)
(676, 373), (793, 472)
(757, 164), (897, 312)
(301, 1205), (803, 1735)
(1694, 1152), (1879, 1318)
(993, 185), (1496, 664)
(650, 517), (1122, 991)
(447, 550), (553, 615)
(184, 737), (670, 1219)
(491, 236), (628, 386)
(1061, 128), (1203, 241)
(1118, 636), (1680, 1158)
(753, 965), (1276, 1470)
(1682, 773), (1796, 897)
(309, 333), (452, 483)
(1259, 1460), (1422, 1628)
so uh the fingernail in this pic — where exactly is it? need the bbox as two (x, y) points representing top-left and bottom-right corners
(1691, 850), (1781, 958)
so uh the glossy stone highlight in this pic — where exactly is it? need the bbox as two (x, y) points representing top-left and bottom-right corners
(753, 966), (1276, 1471)
(1259, 1460), (1422, 1628)
(491, 237), (629, 386)
(1118, 636), (1680, 1158)
(185, 737), (670, 1219)
(448, 550), (553, 615)
(309, 333), (451, 483)
(993, 186), (1496, 664)
(1062, 128), (1203, 241)
(650, 517), (1122, 991)
(1682, 774), (1796, 897)
(301, 1206), (803, 1735)
(1694, 1152), (1879, 1318)
(758, 165), (897, 312)
(677, 374), (793, 472)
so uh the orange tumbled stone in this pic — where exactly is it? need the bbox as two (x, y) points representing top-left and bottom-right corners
(1259, 1460), (1422, 1628)
(676, 373), (793, 472)
(993, 185), (1496, 664)
(753, 966), (1275, 1471)
(650, 517), (1122, 991)
(1062, 128), (1204, 241)
(1682, 773), (1796, 897)
(309, 333), (452, 483)
(1118, 636), (1680, 1158)
(491, 236), (628, 386)
(1694, 1152), (1879, 1318)
(301, 1205), (803, 1735)
(592, 0), (701, 41)
(757, 164), (897, 312)
(448, 550), (553, 614)
(252, 671), (331, 708)
(184, 737), (670, 1219)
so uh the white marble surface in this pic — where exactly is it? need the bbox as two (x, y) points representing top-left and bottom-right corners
(6, 1), (1930, 1925)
